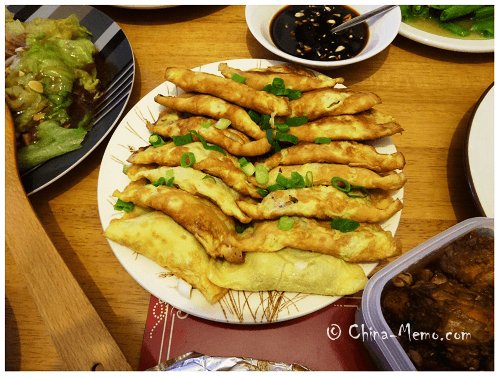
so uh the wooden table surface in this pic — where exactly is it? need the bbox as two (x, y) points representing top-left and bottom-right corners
(5, 5), (494, 371)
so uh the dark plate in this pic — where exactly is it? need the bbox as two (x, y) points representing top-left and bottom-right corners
(6, 5), (135, 195)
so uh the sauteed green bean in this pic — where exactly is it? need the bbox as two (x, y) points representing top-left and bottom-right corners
(400, 5), (494, 39)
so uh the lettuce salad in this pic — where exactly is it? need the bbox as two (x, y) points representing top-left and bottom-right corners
(5, 12), (102, 169)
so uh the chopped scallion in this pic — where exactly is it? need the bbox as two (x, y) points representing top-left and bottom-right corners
(152, 177), (166, 187)
(200, 119), (211, 128)
(248, 110), (261, 124)
(165, 176), (175, 187)
(239, 157), (249, 167)
(347, 185), (370, 198)
(180, 152), (196, 167)
(173, 133), (193, 146)
(275, 123), (290, 132)
(149, 133), (166, 148)
(266, 128), (281, 152)
(305, 171), (313, 188)
(114, 199), (134, 213)
(231, 73), (247, 84)
(260, 114), (271, 130)
(188, 130), (226, 156)
(286, 116), (308, 127)
(275, 132), (298, 144)
(278, 216), (295, 231)
(272, 77), (285, 88)
(287, 90), (302, 100)
(315, 137), (332, 144)
(331, 218), (360, 232)
(255, 164), (269, 184)
(202, 175), (216, 183)
(257, 188), (269, 197)
(122, 164), (130, 175)
(164, 169), (175, 187)
(215, 118), (231, 130)
(331, 177), (351, 193)
(241, 161), (256, 176)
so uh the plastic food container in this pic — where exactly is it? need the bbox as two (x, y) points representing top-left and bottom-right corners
(355, 217), (494, 371)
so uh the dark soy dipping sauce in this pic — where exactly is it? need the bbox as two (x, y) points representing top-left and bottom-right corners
(271, 5), (369, 62)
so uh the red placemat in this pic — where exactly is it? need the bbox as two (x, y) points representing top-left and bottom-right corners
(138, 293), (377, 371)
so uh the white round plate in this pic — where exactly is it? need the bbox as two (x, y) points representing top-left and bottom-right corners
(97, 59), (404, 324)
(399, 22), (494, 53)
(465, 83), (494, 217)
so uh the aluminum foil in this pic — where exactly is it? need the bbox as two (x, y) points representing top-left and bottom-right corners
(148, 351), (311, 371)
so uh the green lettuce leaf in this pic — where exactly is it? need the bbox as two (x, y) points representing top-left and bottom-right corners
(17, 120), (87, 169)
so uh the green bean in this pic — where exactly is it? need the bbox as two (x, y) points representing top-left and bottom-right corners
(399, 5), (412, 21)
(429, 5), (453, 10)
(474, 6), (494, 19)
(411, 5), (429, 17)
(441, 21), (470, 37)
(440, 5), (485, 22)
(471, 16), (494, 37)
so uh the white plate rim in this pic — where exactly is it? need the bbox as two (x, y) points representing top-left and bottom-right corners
(97, 58), (404, 324)
(465, 82), (494, 217)
(398, 22), (494, 53)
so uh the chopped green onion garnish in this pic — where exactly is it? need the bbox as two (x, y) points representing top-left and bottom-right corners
(270, 172), (305, 191)
(331, 218), (360, 232)
(122, 164), (130, 175)
(315, 137), (332, 144)
(261, 84), (273, 93)
(255, 164), (269, 184)
(260, 114), (271, 130)
(248, 110), (261, 124)
(257, 188), (269, 197)
(331, 177), (351, 193)
(275, 123), (290, 132)
(241, 162), (256, 176)
(278, 216), (295, 231)
(149, 133), (166, 148)
(180, 152), (196, 167)
(200, 119), (211, 128)
(266, 128), (281, 152)
(267, 183), (283, 193)
(202, 175), (216, 183)
(286, 116), (308, 127)
(231, 73), (247, 84)
(165, 169), (174, 180)
(261, 78), (298, 98)
(164, 169), (174, 186)
(165, 177), (175, 187)
(287, 90), (302, 101)
(347, 185), (370, 198)
(239, 157), (249, 167)
(215, 118), (231, 130)
(272, 77), (285, 88)
(173, 133), (193, 146)
(275, 132), (298, 144)
(152, 177), (166, 187)
(188, 130), (226, 156)
(114, 199), (134, 213)
(305, 171), (313, 188)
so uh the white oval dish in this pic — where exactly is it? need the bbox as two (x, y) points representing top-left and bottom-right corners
(245, 5), (401, 69)
(399, 22), (494, 53)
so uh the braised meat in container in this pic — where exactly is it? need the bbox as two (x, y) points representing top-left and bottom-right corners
(381, 229), (494, 371)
